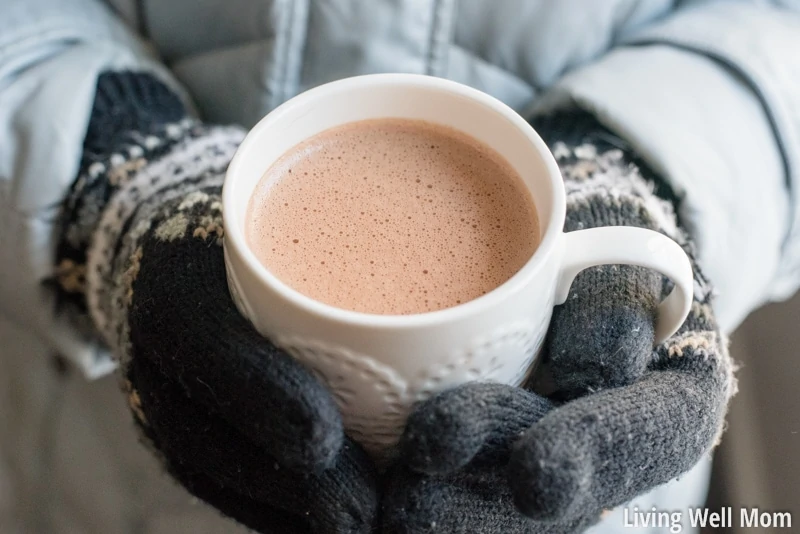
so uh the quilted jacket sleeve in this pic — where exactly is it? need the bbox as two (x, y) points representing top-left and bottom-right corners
(0, 0), (189, 376)
(534, 0), (800, 331)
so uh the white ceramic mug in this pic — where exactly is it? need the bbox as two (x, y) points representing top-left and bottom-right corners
(222, 74), (694, 456)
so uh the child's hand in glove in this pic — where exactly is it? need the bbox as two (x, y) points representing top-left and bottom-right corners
(56, 72), (378, 534)
(380, 112), (736, 534)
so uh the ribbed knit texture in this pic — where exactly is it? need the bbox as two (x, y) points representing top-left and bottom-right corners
(381, 112), (736, 534)
(56, 71), (378, 534)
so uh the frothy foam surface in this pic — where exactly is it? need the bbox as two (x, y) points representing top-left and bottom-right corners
(246, 118), (540, 315)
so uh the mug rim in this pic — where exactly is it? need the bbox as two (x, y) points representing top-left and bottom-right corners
(223, 73), (566, 329)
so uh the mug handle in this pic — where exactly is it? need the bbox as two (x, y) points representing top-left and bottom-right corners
(555, 226), (694, 344)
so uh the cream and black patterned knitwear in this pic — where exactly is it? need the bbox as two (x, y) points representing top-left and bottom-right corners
(55, 72), (735, 534)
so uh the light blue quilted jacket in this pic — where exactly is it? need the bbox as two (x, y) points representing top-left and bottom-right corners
(3, 0), (800, 373)
(1, 1), (799, 532)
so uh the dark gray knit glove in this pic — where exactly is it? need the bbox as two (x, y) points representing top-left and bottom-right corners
(381, 113), (737, 533)
(55, 73), (377, 534)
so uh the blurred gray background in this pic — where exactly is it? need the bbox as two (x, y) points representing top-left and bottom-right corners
(703, 293), (800, 533)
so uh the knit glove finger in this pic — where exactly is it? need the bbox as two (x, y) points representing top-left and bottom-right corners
(129, 355), (377, 534)
(543, 115), (669, 397)
(55, 72), (378, 533)
(398, 383), (554, 476)
(381, 462), (599, 534)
